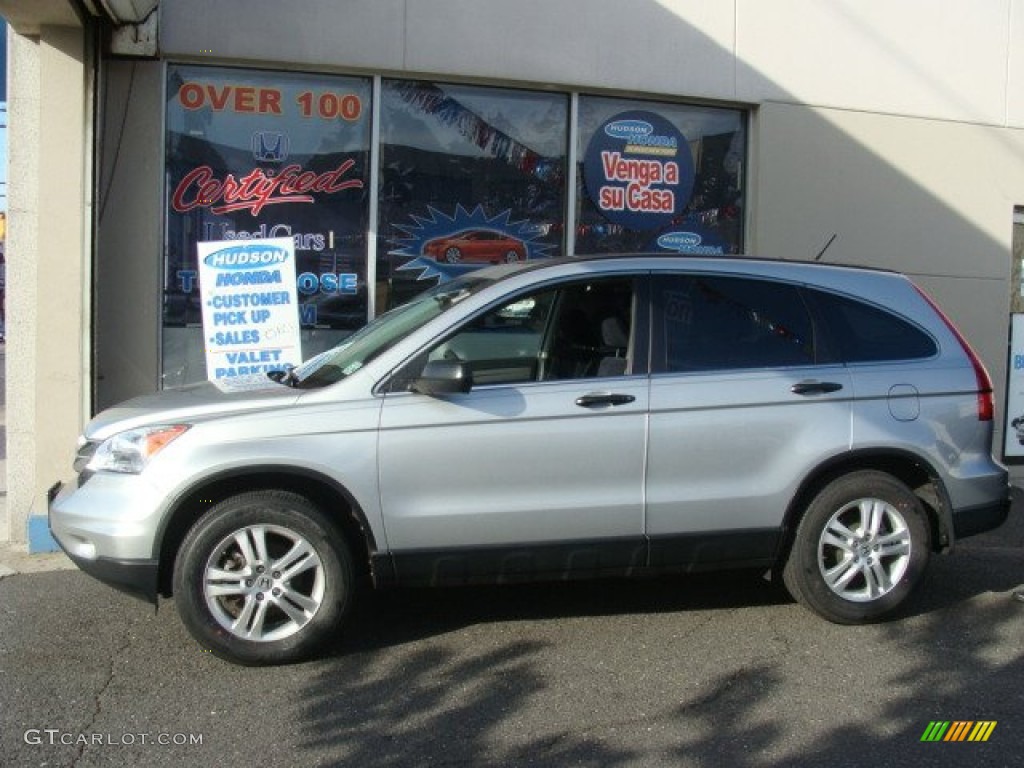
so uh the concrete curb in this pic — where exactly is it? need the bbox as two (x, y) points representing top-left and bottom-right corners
(0, 542), (76, 577)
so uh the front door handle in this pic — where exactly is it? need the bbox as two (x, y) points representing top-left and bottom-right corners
(575, 393), (636, 408)
(791, 380), (843, 395)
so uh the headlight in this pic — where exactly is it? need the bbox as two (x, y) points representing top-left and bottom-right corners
(85, 425), (190, 474)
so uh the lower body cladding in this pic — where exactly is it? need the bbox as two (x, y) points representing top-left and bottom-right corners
(375, 529), (781, 587)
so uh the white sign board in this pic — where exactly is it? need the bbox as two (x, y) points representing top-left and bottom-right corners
(197, 238), (302, 382)
(1005, 314), (1024, 460)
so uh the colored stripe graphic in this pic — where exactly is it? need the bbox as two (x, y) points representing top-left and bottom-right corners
(920, 721), (996, 742)
(968, 722), (997, 742)
(921, 722), (950, 742)
(945, 721), (973, 741)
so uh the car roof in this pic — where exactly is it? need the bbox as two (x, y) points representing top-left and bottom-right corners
(488, 252), (902, 281)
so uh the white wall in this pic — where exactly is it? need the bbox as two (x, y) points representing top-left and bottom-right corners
(736, 0), (1015, 126)
(160, 0), (1024, 128)
(5, 23), (90, 545)
(3, 27), (40, 543)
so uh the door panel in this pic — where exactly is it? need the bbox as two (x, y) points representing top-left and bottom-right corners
(379, 379), (648, 550)
(645, 273), (854, 550)
(646, 367), (852, 538)
(377, 274), (649, 580)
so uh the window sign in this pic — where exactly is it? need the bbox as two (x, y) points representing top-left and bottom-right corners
(577, 96), (745, 256)
(582, 110), (695, 232)
(197, 237), (302, 386)
(164, 65), (371, 387)
(378, 80), (568, 310)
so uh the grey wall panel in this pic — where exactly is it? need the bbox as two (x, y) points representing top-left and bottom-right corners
(159, 0), (407, 73)
(94, 61), (164, 410)
(159, 0), (738, 101)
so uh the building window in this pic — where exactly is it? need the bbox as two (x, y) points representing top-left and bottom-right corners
(160, 66), (747, 389)
(164, 65), (372, 387)
(576, 96), (745, 256)
(377, 80), (569, 312)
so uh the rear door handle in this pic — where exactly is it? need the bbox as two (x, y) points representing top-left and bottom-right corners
(575, 393), (636, 408)
(791, 380), (843, 395)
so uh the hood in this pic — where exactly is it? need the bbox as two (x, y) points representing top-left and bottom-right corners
(84, 376), (302, 440)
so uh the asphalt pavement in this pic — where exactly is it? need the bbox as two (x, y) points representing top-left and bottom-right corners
(1, 501), (1023, 767)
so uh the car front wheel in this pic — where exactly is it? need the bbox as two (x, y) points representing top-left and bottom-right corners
(173, 490), (353, 665)
(782, 470), (930, 624)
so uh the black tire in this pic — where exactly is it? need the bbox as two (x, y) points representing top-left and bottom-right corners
(173, 490), (353, 665)
(444, 247), (462, 264)
(782, 470), (930, 624)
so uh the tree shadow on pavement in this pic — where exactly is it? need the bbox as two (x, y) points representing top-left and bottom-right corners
(329, 569), (791, 656)
(297, 532), (1023, 765)
(300, 640), (639, 767)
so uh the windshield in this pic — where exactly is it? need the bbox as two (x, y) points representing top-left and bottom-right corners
(289, 275), (492, 389)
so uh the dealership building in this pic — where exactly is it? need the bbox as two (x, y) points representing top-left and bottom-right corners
(3, 0), (1024, 549)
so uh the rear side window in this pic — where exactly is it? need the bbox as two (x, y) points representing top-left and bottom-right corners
(653, 275), (815, 373)
(807, 289), (937, 362)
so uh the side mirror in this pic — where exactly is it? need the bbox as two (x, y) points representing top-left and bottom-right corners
(410, 360), (473, 396)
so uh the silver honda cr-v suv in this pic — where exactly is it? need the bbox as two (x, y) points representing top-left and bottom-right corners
(49, 255), (1010, 664)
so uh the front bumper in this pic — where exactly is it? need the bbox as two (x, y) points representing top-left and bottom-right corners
(48, 476), (167, 604)
(59, 546), (159, 603)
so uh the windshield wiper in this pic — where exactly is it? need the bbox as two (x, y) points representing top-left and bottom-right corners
(435, 289), (471, 309)
(266, 364), (298, 387)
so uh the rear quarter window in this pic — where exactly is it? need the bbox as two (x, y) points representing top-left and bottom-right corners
(807, 289), (937, 362)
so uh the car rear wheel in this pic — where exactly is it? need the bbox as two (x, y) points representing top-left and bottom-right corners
(504, 250), (520, 263)
(444, 247), (462, 263)
(173, 490), (353, 665)
(782, 470), (930, 624)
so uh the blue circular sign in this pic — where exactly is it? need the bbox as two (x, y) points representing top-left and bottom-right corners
(583, 110), (695, 232)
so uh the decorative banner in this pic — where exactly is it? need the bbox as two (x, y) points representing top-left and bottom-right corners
(388, 80), (544, 174)
(197, 238), (302, 382)
(583, 110), (695, 232)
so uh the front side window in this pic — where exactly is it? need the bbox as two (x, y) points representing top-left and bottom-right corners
(290, 273), (495, 389)
(406, 277), (639, 388)
(654, 275), (815, 373)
